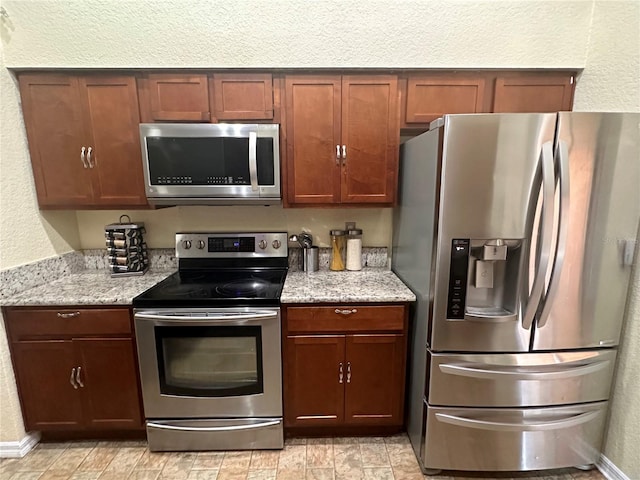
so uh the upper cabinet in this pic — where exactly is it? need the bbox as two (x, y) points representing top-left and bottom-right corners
(211, 73), (274, 120)
(403, 75), (485, 125)
(19, 73), (147, 209)
(138, 73), (274, 123)
(492, 73), (575, 113)
(138, 74), (211, 122)
(284, 75), (399, 206)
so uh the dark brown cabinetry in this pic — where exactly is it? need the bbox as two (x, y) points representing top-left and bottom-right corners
(19, 74), (147, 208)
(138, 74), (211, 122)
(284, 75), (399, 206)
(211, 73), (274, 120)
(492, 73), (575, 113)
(283, 305), (408, 432)
(403, 75), (486, 125)
(3, 307), (143, 432)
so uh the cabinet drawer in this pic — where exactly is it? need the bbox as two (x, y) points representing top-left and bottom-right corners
(287, 306), (405, 333)
(6, 308), (132, 341)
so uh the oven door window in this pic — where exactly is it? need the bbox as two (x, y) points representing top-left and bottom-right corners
(155, 325), (263, 397)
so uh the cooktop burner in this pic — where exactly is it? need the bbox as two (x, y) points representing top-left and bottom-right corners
(133, 232), (289, 308)
(133, 269), (287, 308)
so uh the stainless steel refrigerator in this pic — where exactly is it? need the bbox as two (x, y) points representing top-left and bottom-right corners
(392, 113), (639, 474)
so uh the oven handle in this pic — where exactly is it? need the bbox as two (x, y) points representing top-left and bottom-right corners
(134, 311), (278, 324)
(146, 420), (281, 432)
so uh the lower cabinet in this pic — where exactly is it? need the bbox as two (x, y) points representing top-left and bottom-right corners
(283, 305), (408, 431)
(3, 307), (143, 432)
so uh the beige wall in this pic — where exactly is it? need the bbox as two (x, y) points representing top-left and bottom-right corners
(0, 2), (638, 473)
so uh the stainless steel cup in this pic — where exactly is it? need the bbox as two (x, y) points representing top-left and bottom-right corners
(303, 246), (319, 273)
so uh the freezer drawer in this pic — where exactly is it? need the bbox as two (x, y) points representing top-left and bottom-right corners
(428, 350), (616, 407)
(423, 402), (607, 472)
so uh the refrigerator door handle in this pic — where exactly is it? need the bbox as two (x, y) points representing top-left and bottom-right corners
(435, 410), (600, 432)
(439, 360), (609, 380)
(522, 141), (556, 330)
(537, 139), (571, 328)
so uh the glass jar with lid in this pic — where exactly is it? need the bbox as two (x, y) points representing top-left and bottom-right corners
(329, 229), (346, 271)
(346, 228), (363, 271)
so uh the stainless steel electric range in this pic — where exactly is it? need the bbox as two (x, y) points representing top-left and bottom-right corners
(132, 232), (288, 452)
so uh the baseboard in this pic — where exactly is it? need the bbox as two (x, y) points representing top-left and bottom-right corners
(0, 432), (41, 458)
(598, 454), (629, 480)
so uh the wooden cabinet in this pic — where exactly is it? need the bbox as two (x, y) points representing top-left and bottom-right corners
(284, 75), (399, 206)
(3, 307), (143, 432)
(492, 73), (575, 113)
(19, 74), (147, 208)
(211, 73), (274, 120)
(283, 305), (408, 432)
(138, 73), (274, 122)
(138, 74), (211, 122)
(404, 75), (485, 125)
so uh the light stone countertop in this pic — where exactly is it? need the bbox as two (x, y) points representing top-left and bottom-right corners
(3, 267), (416, 306)
(281, 268), (416, 304)
(4, 270), (174, 306)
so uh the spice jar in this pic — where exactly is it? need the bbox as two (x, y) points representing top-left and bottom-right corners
(346, 228), (363, 271)
(329, 230), (346, 271)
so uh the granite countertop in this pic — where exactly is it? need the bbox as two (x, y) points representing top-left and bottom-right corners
(4, 270), (174, 306)
(6, 268), (415, 306)
(281, 268), (416, 303)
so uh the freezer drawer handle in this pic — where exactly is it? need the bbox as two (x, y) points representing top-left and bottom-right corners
(146, 420), (281, 432)
(435, 410), (600, 432)
(439, 360), (609, 380)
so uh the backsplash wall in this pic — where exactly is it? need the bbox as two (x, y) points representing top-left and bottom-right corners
(76, 206), (393, 250)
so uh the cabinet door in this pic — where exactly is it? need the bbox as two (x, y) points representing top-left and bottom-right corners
(18, 74), (93, 207)
(211, 73), (273, 120)
(12, 341), (84, 430)
(493, 74), (575, 112)
(405, 76), (485, 124)
(285, 76), (342, 204)
(344, 334), (405, 426)
(75, 338), (143, 429)
(341, 76), (399, 204)
(284, 335), (345, 427)
(141, 74), (211, 122)
(80, 76), (147, 206)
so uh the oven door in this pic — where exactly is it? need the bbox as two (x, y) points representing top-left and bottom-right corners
(134, 307), (282, 419)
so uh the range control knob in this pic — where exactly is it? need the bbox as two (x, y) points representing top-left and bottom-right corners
(196, 240), (206, 249)
(272, 240), (281, 249)
(182, 240), (192, 250)
(258, 239), (268, 250)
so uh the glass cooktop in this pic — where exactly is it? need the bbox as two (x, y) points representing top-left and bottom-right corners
(133, 268), (287, 308)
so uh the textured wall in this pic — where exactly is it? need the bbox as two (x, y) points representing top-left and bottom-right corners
(0, 312), (26, 443)
(0, 2), (638, 473)
(1, 1), (591, 69)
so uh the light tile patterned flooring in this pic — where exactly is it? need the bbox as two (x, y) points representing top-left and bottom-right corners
(0, 435), (605, 480)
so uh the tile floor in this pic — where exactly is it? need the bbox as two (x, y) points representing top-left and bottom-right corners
(0, 436), (605, 480)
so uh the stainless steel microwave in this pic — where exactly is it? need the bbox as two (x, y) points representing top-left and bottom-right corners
(139, 123), (281, 206)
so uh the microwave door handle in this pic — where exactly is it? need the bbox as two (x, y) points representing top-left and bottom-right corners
(537, 139), (570, 328)
(249, 131), (259, 192)
(522, 141), (555, 330)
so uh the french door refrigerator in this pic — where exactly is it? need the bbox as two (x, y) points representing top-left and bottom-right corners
(392, 113), (639, 473)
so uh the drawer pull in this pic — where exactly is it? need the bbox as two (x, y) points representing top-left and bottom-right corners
(346, 361), (352, 383)
(334, 308), (357, 315)
(70, 367), (78, 389)
(57, 311), (80, 318)
(339, 362), (344, 384)
(76, 366), (84, 387)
